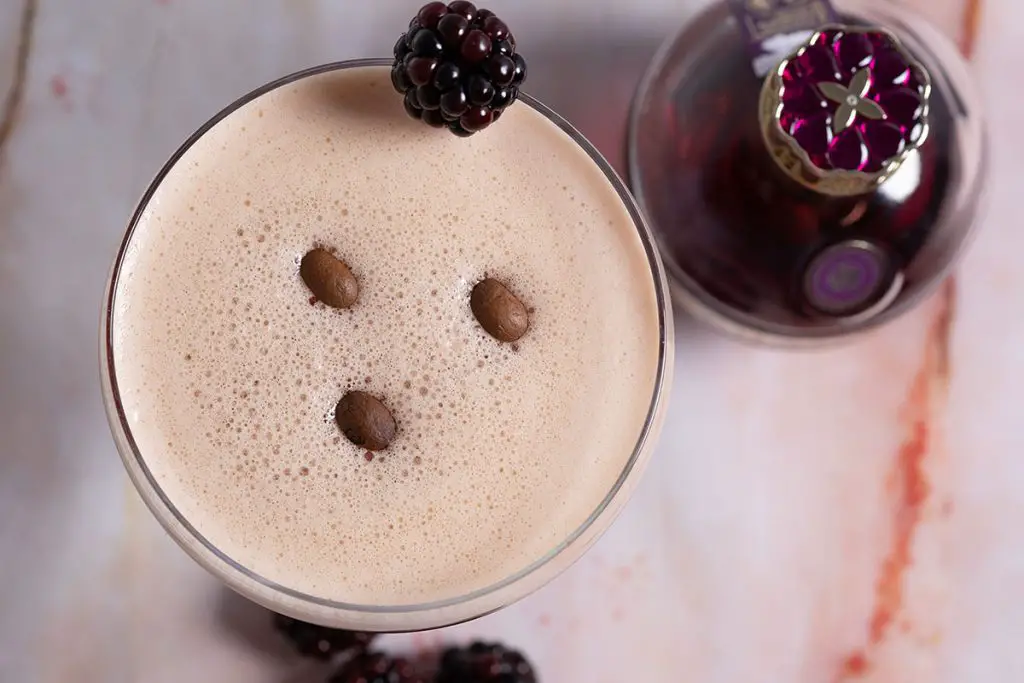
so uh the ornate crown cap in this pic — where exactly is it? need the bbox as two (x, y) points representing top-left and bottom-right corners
(759, 25), (932, 197)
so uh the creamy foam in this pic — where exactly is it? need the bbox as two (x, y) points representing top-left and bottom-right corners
(112, 66), (661, 605)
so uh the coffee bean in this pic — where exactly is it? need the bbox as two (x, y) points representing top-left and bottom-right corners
(335, 391), (396, 451)
(300, 248), (358, 309)
(470, 278), (529, 343)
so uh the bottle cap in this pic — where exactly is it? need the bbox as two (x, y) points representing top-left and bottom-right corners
(800, 238), (903, 319)
(759, 25), (932, 197)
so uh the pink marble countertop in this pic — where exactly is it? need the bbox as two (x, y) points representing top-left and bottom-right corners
(2, 0), (1022, 681)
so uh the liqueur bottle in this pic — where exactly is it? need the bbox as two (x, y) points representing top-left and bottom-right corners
(629, 0), (987, 342)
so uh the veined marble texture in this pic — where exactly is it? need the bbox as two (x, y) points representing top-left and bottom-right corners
(2, 1), (1020, 681)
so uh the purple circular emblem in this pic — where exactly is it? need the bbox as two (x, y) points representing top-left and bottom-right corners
(802, 240), (899, 317)
(776, 27), (931, 174)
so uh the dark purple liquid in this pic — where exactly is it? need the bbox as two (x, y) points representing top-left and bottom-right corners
(638, 14), (956, 328)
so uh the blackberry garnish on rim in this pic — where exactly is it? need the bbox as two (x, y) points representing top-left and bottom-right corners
(392, 2), (527, 136)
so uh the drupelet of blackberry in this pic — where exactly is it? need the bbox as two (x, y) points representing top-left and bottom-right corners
(273, 612), (377, 660)
(391, 2), (528, 136)
(328, 651), (426, 683)
(435, 641), (537, 683)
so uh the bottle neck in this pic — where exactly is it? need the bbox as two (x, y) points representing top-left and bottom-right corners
(726, 2), (927, 319)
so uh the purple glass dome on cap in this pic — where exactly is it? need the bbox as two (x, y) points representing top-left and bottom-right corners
(759, 25), (932, 197)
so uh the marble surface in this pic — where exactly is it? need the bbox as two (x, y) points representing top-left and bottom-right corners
(1, 0), (1021, 681)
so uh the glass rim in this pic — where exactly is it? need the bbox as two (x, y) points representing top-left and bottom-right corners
(626, 0), (989, 347)
(102, 58), (673, 624)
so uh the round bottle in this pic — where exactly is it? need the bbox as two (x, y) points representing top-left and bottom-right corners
(628, 0), (987, 344)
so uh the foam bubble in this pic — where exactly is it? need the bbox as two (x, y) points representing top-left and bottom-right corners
(112, 66), (660, 606)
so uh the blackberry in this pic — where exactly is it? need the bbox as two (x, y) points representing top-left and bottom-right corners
(491, 86), (517, 110)
(435, 641), (537, 683)
(440, 88), (469, 118)
(438, 15), (469, 48)
(446, 0), (478, 22)
(467, 75), (494, 106)
(392, 2), (528, 136)
(273, 613), (376, 661)
(328, 651), (426, 683)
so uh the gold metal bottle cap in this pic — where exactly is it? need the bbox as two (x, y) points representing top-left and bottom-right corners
(759, 25), (932, 197)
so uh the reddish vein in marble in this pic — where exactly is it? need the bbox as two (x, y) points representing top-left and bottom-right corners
(49, 75), (68, 99)
(0, 0), (37, 162)
(873, 413), (931, 643)
(836, 279), (956, 680)
(831, 4), (977, 672)
(959, 0), (985, 59)
(837, 373), (932, 679)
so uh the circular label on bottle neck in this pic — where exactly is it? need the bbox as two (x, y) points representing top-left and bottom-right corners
(802, 239), (899, 318)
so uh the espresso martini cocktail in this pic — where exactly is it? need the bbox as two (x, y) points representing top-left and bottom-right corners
(102, 3), (671, 632)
